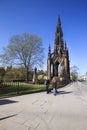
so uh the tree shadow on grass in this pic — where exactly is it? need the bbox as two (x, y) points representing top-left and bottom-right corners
(0, 99), (18, 105)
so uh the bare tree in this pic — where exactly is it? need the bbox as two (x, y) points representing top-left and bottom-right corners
(0, 33), (44, 81)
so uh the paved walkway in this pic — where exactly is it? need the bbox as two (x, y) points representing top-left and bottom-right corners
(0, 82), (87, 130)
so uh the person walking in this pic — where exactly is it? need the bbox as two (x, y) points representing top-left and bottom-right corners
(44, 77), (50, 94)
(52, 77), (57, 96)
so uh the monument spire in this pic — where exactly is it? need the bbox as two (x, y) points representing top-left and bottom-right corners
(47, 16), (70, 81)
(56, 15), (63, 37)
(48, 44), (51, 58)
(58, 15), (61, 26)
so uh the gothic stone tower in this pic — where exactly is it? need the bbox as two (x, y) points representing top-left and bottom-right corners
(47, 16), (70, 81)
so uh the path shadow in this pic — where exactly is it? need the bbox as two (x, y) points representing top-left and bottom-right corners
(49, 90), (73, 96)
(0, 99), (18, 105)
(0, 114), (17, 121)
(57, 90), (73, 95)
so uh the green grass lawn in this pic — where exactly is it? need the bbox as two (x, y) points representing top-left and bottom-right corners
(0, 82), (52, 98)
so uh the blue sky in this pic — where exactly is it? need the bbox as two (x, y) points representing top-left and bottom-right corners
(0, 0), (87, 75)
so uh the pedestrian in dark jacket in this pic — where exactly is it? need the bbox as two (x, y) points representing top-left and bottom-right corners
(44, 77), (50, 94)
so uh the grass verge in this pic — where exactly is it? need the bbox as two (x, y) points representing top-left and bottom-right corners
(0, 82), (52, 98)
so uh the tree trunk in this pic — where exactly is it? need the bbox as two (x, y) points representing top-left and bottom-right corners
(26, 67), (29, 82)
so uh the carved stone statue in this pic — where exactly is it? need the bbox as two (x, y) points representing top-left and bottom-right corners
(32, 67), (37, 83)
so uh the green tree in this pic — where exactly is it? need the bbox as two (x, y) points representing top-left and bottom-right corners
(0, 67), (5, 81)
(70, 65), (79, 81)
(4, 67), (26, 82)
(0, 33), (44, 81)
